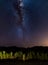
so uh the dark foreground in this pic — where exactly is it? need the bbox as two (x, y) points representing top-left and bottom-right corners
(0, 59), (48, 65)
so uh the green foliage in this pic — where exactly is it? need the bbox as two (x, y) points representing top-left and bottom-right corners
(14, 52), (19, 59)
(39, 53), (45, 60)
(31, 51), (36, 59)
(0, 50), (48, 61)
(9, 52), (14, 59)
(23, 54), (26, 61)
(37, 52), (41, 59)
(44, 53), (48, 60)
(17, 51), (23, 60)
(26, 52), (32, 60)
(0, 52), (3, 59)
(2, 51), (6, 59)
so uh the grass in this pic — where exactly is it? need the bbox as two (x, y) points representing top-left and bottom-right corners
(0, 59), (48, 65)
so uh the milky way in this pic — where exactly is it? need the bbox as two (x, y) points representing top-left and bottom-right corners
(0, 0), (48, 47)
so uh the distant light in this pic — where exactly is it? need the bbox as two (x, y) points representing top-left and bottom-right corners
(42, 37), (48, 46)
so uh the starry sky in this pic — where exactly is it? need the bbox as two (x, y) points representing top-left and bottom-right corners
(0, 0), (48, 47)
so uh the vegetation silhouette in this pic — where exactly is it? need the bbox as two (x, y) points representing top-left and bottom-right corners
(0, 46), (48, 61)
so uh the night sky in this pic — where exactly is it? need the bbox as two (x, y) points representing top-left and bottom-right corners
(0, 0), (48, 47)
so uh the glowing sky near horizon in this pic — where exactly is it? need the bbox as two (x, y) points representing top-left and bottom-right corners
(0, 0), (48, 47)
